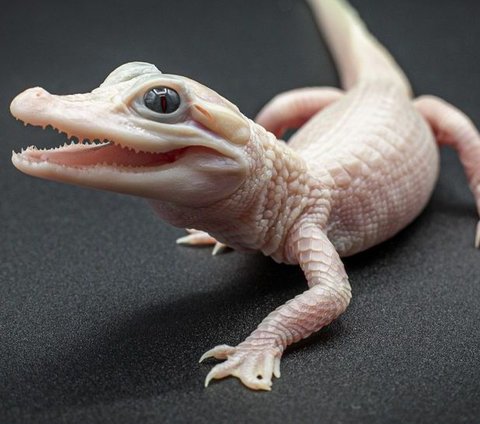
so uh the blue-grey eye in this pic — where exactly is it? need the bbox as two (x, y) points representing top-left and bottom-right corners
(144, 87), (180, 113)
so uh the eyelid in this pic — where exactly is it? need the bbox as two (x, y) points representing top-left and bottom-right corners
(121, 76), (188, 106)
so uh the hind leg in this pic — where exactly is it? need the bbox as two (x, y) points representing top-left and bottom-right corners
(415, 95), (480, 246)
(255, 87), (343, 138)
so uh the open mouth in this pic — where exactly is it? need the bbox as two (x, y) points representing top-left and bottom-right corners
(12, 128), (187, 172)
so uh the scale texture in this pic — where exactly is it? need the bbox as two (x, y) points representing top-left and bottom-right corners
(1, 0), (479, 422)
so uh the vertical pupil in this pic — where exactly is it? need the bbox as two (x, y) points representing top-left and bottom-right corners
(144, 87), (180, 114)
(161, 94), (167, 113)
(153, 88), (168, 113)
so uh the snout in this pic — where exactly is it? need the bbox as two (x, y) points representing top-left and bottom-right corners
(10, 87), (53, 124)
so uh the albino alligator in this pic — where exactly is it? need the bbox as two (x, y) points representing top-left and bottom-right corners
(10, 0), (480, 390)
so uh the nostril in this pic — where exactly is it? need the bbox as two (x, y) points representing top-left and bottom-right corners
(10, 86), (51, 119)
(30, 87), (50, 97)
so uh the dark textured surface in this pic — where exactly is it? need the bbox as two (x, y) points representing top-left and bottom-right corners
(1, 0), (480, 423)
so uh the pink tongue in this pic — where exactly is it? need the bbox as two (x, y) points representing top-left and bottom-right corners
(32, 143), (179, 167)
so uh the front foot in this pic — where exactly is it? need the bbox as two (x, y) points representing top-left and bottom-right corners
(200, 344), (282, 391)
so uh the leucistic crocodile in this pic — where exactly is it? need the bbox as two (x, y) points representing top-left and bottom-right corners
(10, 0), (480, 390)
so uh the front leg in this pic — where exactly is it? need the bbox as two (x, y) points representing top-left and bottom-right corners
(200, 224), (351, 390)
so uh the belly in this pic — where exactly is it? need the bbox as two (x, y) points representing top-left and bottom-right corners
(289, 85), (440, 256)
(325, 126), (439, 256)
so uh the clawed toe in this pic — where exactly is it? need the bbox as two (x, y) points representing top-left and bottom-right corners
(201, 345), (281, 391)
(199, 344), (236, 362)
(205, 360), (273, 391)
(211, 242), (227, 256)
(176, 229), (228, 254)
(176, 229), (217, 246)
(273, 355), (281, 378)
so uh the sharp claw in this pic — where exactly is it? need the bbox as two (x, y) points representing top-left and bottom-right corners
(212, 242), (227, 256)
(199, 351), (211, 363)
(176, 234), (192, 245)
(176, 231), (216, 245)
(204, 361), (235, 387)
(199, 349), (216, 363)
(205, 373), (215, 387)
(204, 370), (215, 387)
(199, 344), (235, 362)
(273, 356), (281, 378)
(177, 229), (220, 246)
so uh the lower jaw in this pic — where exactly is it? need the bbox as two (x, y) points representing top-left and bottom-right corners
(12, 153), (173, 175)
(13, 143), (186, 172)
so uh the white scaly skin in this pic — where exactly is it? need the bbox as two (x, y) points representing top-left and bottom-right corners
(9, 0), (480, 390)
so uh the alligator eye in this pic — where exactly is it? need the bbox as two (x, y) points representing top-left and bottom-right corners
(143, 87), (180, 114)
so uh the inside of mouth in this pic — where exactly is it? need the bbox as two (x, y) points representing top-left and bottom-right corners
(22, 141), (185, 168)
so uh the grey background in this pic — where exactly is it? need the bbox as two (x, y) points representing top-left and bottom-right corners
(1, 0), (479, 423)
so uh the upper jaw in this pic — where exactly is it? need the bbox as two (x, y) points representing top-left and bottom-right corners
(10, 85), (246, 160)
